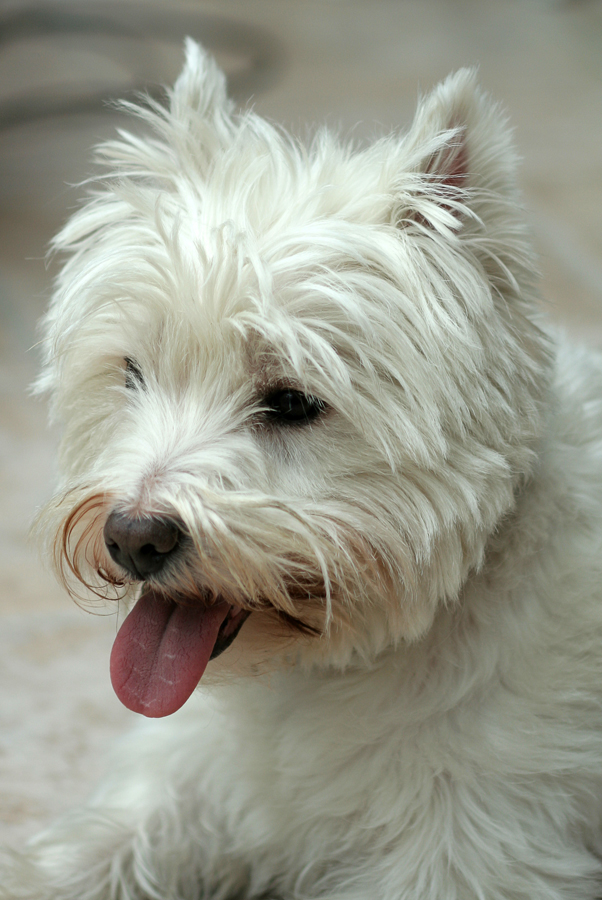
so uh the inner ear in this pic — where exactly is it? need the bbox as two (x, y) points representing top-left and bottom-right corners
(425, 125), (468, 197)
(396, 126), (469, 233)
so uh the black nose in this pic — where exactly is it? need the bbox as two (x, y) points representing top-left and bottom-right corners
(103, 511), (181, 580)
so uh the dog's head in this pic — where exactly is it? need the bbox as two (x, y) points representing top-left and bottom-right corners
(36, 41), (551, 716)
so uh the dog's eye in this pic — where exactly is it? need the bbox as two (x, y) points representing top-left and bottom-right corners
(124, 358), (145, 390)
(263, 389), (326, 424)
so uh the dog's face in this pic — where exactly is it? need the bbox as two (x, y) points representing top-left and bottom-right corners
(37, 42), (550, 716)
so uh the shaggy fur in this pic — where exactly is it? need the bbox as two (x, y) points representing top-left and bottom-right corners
(3, 40), (602, 898)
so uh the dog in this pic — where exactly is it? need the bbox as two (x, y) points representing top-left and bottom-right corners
(3, 38), (602, 899)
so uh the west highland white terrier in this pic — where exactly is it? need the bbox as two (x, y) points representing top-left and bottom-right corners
(3, 39), (602, 900)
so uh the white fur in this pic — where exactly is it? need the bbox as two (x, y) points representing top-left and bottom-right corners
(3, 40), (602, 898)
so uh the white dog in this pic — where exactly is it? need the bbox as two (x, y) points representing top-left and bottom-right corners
(3, 40), (602, 899)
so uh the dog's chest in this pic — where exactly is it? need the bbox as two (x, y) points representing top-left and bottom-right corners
(202, 622), (602, 874)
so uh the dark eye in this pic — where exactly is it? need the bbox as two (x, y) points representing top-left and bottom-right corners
(263, 389), (326, 424)
(124, 357), (145, 390)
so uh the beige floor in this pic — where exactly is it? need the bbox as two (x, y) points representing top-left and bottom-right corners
(1, 0), (602, 849)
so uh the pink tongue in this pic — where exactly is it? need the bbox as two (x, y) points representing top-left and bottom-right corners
(110, 591), (229, 717)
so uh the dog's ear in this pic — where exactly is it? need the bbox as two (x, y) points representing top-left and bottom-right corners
(169, 38), (234, 123)
(394, 69), (520, 233)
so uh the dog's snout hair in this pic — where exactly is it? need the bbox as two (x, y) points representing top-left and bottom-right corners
(103, 511), (182, 581)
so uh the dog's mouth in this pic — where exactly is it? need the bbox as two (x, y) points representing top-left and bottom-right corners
(110, 589), (250, 718)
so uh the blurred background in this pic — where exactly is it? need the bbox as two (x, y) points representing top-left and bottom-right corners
(1, 0), (601, 847)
